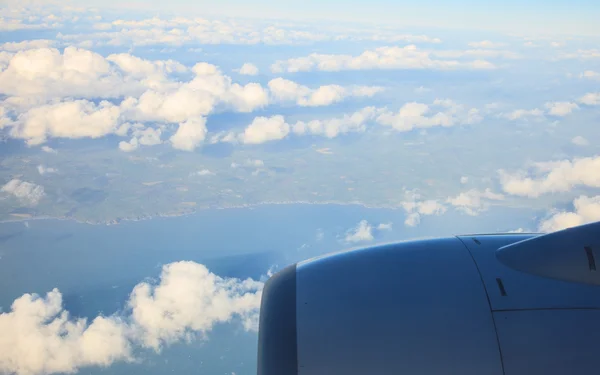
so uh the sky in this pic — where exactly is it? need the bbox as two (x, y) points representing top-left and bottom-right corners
(1, 0), (600, 374)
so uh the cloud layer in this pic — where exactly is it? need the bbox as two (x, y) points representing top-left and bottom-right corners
(271, 45), (496, 73)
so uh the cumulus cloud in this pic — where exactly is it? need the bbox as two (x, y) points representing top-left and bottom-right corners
(571, 136), (589, 146)
(1, 179), (45, 206)
(0, 47), (142, 100)
(446, 188), (504, 216)
(270, 45), (496, 73)
(231, 159), (264, 169)
(267, 78), (383, 107)
(401, 190), (447, 227)
(544, 101), (578, 116)
(170, 117), (207, 151)
(579, 92), (600, 106)
(0, 261), (264, 375)
(232, 107), (381, 145)
(503, 108), (544, 120)
(0, 49), (269, 150)
(376, 99), (482, 132)
(128, 262), (263, 350)
(119, 124), (163, 152)
(291, 107), (380, 138)
(190, 169), (215, 176)
(37, 165), (58, 175)
(232, 99), (482, 144)
(118, 137), (139, 152)
(377, 222), (393, 231)
(0, 289), (132, 375)
(499, 156), (600, 197)
(538, 195), (600, 232)
(41, 146), (57, 154)
(10, 100), (121, 145)
(236, 63), (259, 76)
(240, 115), (290, 144)
(122, 62), (269, 124)
(345, 220), (374, 243)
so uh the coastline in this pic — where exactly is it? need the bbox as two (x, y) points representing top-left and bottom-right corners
(0, 199), (406, 226)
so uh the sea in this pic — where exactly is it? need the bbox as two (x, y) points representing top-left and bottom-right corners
(0, 203), (535, 375)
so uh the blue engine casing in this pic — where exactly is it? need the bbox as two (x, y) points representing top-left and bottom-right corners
(258, 223), (600, 375)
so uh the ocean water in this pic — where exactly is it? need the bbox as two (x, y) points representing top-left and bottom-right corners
(0, 203), (535, 375)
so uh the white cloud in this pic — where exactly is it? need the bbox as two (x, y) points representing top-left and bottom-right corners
(291, 107), (380, 138)
(128, 261), (263, 350)
(460, 176), (469, 184)
(236, 63), (259, 76)
(579, 92), (600, 106)
(106, 53), (187, 82)
(0, 289), (132, 375)
(233, 107), (382, 145)
(468, 40), (507, 48)
(401, 191), (447, 226)
(0, 49), (268, 132)
(571, 136), (589, 146)
(376, 100), (482, 132)
(404, 212), (422, 227)
(580, 70), (600, 80)
(241, 115), (290, 144)
(0, 39), (55, 51)
(538, 195), (600, 232)
(0, 47), (138, 100)
(544, 101), (578, 116)
(0, 261), (263, 375)
(119, 137), (139, 152)
(377, 222), (393, 231)
(170, 117), (207, 151)
(267, 78), (382, 107)
(447, 188), (504, 216)
(1, 179), (45, 206)
(122, 62), (269, 124)
(508, 228), (527, 233)
(504, 108), (544, 120)
(37, 165), (58, 175)
(270, 45), (496, 73)
(119, 125), (163, 152)
(41, 146), (57, 154)
(10, 100), (121, 146)
(190, 169), (215, 176)
(499, 155), (600, 197)
(345, 220), (374, 243)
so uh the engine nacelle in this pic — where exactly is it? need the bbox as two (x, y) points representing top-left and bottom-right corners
(258, 222), (600, 375)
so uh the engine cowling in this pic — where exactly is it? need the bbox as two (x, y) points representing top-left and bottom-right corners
(258, 222), (600, 375)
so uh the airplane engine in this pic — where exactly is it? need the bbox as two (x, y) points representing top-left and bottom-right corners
(257, 221), (600, 375)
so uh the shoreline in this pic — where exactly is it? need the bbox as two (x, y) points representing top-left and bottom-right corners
(0, 200), (406, 226)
